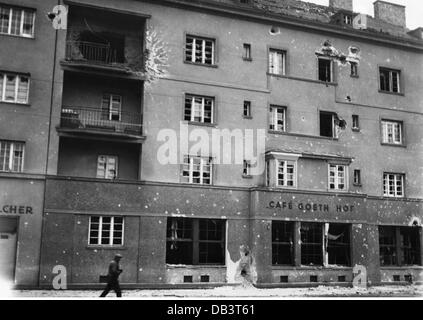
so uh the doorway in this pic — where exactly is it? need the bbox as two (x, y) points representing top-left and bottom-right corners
(0, 217), (18, 282)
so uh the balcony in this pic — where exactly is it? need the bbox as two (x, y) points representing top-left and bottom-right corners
(61, 41), (145, 79)
(57, 106), (144, 143)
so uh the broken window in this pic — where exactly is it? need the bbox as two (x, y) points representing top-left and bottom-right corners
(0, 140), (24, 172)
(272, 221), (294, 265)
(181, 155), (212, 185)
(381, 120), (403, 145)
(277, 160), (296, 187)
(97, 155), (118, 180)
(353, 169), (361, 186)
(352, 115), (360, 130)
(243, 43), (251, 60)
(89, 216), (124, 246)
(243, 101), (251, 117)
(269, 105), (286, 132)
(0, 72), (30, 104)
(326, 224), (351, 266)
(379, 68), (400, 93)
(185, 35), (215, 65)
(350, 63), (358, 77)
(379, 226), (421, 266)
(329, 164), (347, 191)
(268, 49), (286, 75)
(320, 111), (335, 138)
(166, 218), (225, 265)
(101, 94), (122, 121)
(243, 160), (251, 176)
(318, 58), (332, 82)
(301, 222), (323, 266)
(184, 94), (214, 124)
(383, 173), (404, 197)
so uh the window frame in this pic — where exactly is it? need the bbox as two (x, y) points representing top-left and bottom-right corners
(328, 163), (348, 191)
(272, 221), (295, 266)
(0, 140), (25, 172)
(317, 57), (334, 83)
(268, 48), (287, 76)
(383, 172), (405, 198)
(181, 155), (213, 185)
(276, 159), (297, 188)
(0, 5), (36, 38)
(243, 100), (252, 118)
(352, 114), (360, 131)
(242, 43), (252, 61)
(185, 34), (216, 66)
(88, 216), (125, 247)
(381, 119), (404, 146)
(101, 93), (122, 121)
(0, 72), (30, 104)
(269, 105), (287, 132)
(319, 111), (337, 138)
(96, 155), (118, 180)
(379, 67), (402, 94)
(353, 169), (361, 186)
(184, 94), (215, 125)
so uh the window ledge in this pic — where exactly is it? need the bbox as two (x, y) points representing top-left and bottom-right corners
(184, 61), (218, 69)
(0, 33), (35, 40)
(352, 127), (360, 132)
(267, 73), (338, 86)
(0, 101), (30, 107)
(86, 246), (127, 250)
(268, 130), (339, 141)
(350, 75), (359, 78)
(242, 57), (253, 62)
(184, 121), (217, 128)
(380, 266), (423, 270)
(353, 183), (362, 187)
(381, 143), (406, 148)
(242, 174), (253, 179)
(243, 115), (253, 120)
(378, 90), (404, 96)
(166, 264), (226, 269)
(272, 266), (352, 270)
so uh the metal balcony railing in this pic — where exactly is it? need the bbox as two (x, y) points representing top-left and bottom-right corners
(65, 41), (123, 65)
(60, 106), (142, 136)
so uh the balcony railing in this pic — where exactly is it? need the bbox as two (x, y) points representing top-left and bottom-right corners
(65, 41), (123, 65)
(60, 106), (142, 136)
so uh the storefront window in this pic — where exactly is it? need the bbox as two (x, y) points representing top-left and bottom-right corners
(272, 221), (294, 265)
(301, 222), (323, 266)
(166, 218), (225, 265)
(327, 224), (351, 266)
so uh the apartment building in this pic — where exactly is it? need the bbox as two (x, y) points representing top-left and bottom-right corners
(1, 0), (422, 288)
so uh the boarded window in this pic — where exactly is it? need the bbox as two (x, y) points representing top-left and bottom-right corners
(272, 221), (294, 265)
(166, 218), (225, 265)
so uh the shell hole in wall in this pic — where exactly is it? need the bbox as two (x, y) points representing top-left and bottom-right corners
(269, 26), (281, 35)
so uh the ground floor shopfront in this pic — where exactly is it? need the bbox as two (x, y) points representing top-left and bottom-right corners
(33, 176), (423, 289)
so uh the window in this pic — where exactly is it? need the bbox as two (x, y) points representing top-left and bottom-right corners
(320, 112), (336, 138)
(383, 173), (404, 197)
(184, 94), (214, 124)
(353, 169), (361, 186)
(352, 115), (360, 131)
(277, 160), (296, 187)
(329, 164), (347, 191)
(101, 94), (122, 121)
(327, 224), (351, 266)
(97, 155), (118, 180)
(243, 160), (251, 176)
(301, 222), (323, 266)
(269, 105), (286, 132)
(89, 216), (124, 246)
(272, 221), (294, 265)
(0, 5), (35, 38)
(379, 68), (401, 93)
(379, 226), (421, 266)
(166, 218), (226, 265)
(185, 35), (215, 65)
(0, 141), (24, 172)
(0, 73), (30, 104)
(182, 155), (212, 185)
(268, 49), (286, 75)
(243, 101), (251, 117)
(318, 58), (332, 82)
(351, 63), (358, 77)
(381, 120), (403, 145)
(243, 43), (251, 60)
(343, 14), (353, 25)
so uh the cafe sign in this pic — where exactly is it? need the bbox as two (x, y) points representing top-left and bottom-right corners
(267, 200), (355, 213)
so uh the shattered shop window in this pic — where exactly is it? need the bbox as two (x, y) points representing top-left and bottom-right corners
(400, 227), (421, 266)
(379, 68), (401, 93)
(301, 222), (323, 266)
(326, 224), (351, 266)
(166, 218), (225, 265)
(318, 58), (332, 82)
(379, 226), (397, 266)
(272, 221), (294, 265)
(185, 35), (215, 65)
(89, 216), (124, 246)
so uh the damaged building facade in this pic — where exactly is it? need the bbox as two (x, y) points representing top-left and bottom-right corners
(0, 0), (422, 288)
